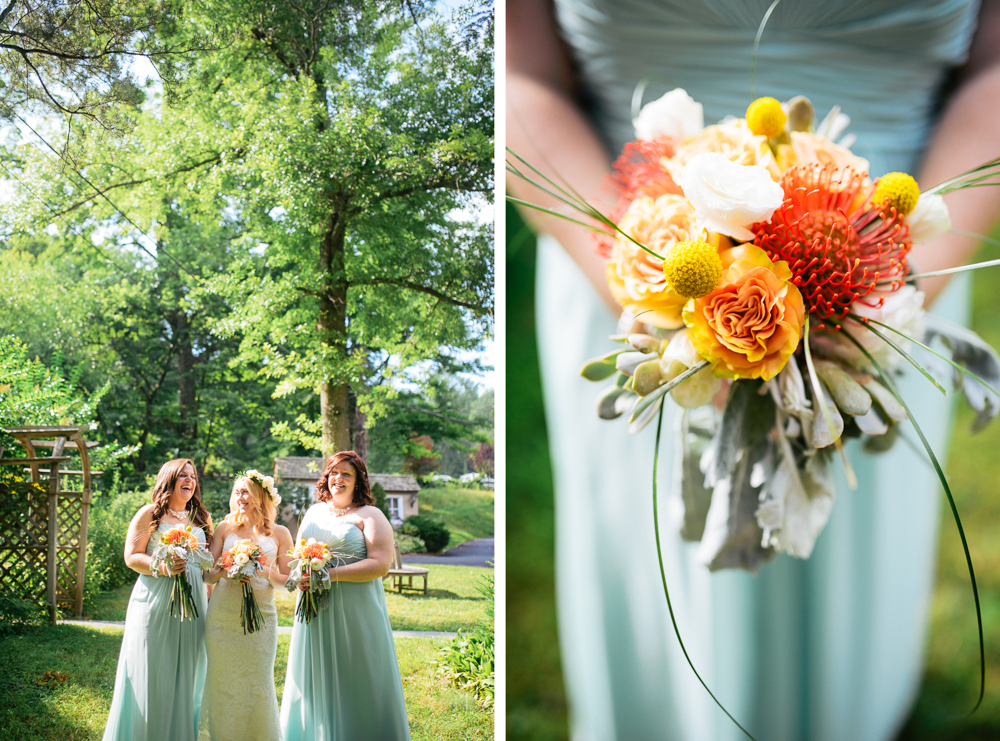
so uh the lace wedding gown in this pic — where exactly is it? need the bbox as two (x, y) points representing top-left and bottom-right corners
(198, 534), (280, 741)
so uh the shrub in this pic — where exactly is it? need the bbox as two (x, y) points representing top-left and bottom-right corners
(394, 532), (426, 554)
(85, 486), (151, 596)
(0, 589), (46, 637)
(401, 514), (450, 553)
(438, 571), (494, 707)
(371, 482), (390, 520)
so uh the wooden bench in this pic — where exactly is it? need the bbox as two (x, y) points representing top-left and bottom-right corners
(384, 541), (429, 595)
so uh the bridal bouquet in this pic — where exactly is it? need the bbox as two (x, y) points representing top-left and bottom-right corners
(286, 537), (336, 623)
(507, 87), (1000, 729)
(150, 524), (214, 621)
(570, 89), (1000, 569)
(219, 538), (268, 634)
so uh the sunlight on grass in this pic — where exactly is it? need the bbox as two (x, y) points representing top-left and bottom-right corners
(271, 564), (489, 631)
(0, 625), (490, 740)
(418, 487), (495, 548)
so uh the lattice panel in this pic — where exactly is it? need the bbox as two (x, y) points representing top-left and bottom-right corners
(0, 484), (48, 550)
(0, 545), (47, 608)
(58, 496), (83, 549)
(56, 548), (79, 608)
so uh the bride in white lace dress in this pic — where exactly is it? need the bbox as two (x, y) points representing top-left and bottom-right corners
(199, 472), (293, 741)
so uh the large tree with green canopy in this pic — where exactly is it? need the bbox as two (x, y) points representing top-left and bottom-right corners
(3, 0), (494, 456)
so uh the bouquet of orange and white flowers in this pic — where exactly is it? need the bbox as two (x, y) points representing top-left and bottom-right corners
(561, 89), (1000, 569)
(508, 87), (1000, 729)
(286, 537), (341, 623)
(150, 524), (214, 621)
(219, 538), (268, 634)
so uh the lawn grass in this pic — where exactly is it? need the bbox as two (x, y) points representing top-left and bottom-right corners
(895, 239), (1000, 740)
(417, 486), (494, 549)
(273, 565), (490, 632)
(0, 624), (491, 740)
(85, 565), (488, 633)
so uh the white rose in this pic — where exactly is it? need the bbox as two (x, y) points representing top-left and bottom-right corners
(234, 553), (249, 568)
(633, 88), (704, 142)
(310, 558), (325, 570)
(907, 193), (950, 244)
(678, 152), (784, 241)
(264, 475), (274, 488)
(658, 330), (720, 408)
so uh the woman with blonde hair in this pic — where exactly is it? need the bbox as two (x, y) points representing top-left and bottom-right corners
(199, 470), (293, 741)
(103, 459), (213, 741)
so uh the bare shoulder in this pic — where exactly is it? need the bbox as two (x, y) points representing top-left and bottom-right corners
(356, 504), (390, 526)
(131, 503), (156, 526)
(213, 519), (231, 538)
(273, 524), (293, 544)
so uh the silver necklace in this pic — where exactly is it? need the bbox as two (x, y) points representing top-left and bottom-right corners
(329, 503), (353, 517)
(167, 507), (189, 521)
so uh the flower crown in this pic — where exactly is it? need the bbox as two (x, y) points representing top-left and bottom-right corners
(239, 469), (282, 507)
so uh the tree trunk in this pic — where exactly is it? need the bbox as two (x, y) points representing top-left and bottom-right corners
(318, 207), (352, 455)
(349, 386), (368, 461)
(174, 310), (198, 454)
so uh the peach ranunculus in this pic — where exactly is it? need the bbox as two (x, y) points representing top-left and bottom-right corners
(607, 193), (706, 328)
(683, 244), (805, 381)
(777, 131), (871, 176)
(663, 119), (782, 182)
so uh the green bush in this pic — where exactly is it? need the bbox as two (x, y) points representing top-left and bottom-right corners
(0, 590), (46, 636)
(371, 482), (390, 520)
(85, 486), (150, 596)
(395, 531), (426, 554)
(401, 514), (450, 553)
(438, 571), (494, 708)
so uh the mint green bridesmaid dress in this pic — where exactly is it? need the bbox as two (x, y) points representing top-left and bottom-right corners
(279, 505), (410, 741)
(102, 523), (208, 741)
(536, 1), (981, 738)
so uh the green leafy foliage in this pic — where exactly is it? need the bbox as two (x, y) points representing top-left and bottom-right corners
(437, 571), (494, 708)
(401, 514), (450, 554)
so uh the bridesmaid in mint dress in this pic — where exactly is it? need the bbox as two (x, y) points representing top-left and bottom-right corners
(509, 0), (1000, 739)
(280, 451), (410, 741)
(102, 458), (214, 741)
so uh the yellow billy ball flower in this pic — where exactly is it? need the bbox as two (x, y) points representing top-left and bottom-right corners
(872, 172), (920, 216)
(662, 240), (723, 299)
(746, 97), (786, 139)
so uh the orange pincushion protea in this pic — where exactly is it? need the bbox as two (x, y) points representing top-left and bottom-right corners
(753, 164), (912, 329)
(162, 528), (199, 549)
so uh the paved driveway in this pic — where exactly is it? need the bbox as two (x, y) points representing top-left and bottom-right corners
(401, 537), (494, 568)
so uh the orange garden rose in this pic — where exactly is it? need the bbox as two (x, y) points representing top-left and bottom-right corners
(607, 194), (725, 328)
(683, 244), (805, 381)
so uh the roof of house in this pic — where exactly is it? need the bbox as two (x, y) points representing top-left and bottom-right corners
(273, 457), (420, 494)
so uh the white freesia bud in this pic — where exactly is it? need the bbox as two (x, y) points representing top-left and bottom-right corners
(907, 193), (950, 244)
(678, 153), (784, 242)
(633, 88), (704, 141)
(659, 330), (720, 408)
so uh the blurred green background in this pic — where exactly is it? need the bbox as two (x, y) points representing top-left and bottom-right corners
(506, 200), (1000, 740)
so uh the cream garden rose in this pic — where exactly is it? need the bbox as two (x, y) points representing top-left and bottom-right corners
(633, 88), (704, 142)
(678, 153), (785, 242)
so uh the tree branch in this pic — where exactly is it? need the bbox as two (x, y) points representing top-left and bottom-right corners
(357, 278), (490, 313)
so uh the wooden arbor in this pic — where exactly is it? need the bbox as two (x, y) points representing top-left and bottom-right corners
(0, 425), (99, 622)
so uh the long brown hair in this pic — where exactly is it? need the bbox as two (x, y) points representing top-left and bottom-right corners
(148, 459), (212, 544)
(224, 476), (275, 537)
(315, 451), (373, 507)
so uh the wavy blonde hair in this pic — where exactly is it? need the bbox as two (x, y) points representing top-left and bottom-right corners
(224, 476), (275, 537)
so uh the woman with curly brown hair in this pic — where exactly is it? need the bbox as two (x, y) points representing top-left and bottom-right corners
(103, 459), (214, 741)
(280, 451), (410, 740)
